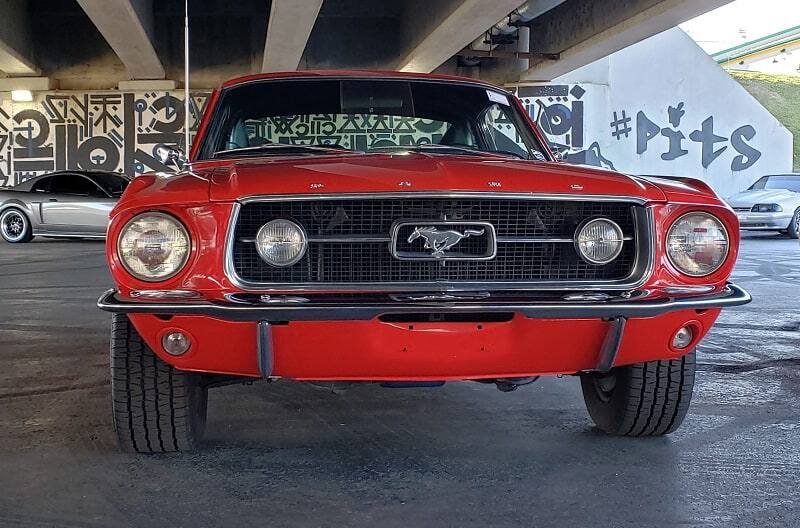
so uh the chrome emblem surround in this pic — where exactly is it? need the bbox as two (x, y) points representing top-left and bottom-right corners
(390, 220), (497, 261)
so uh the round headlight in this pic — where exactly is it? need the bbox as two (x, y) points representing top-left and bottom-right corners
(118, 212), (190, 282)
(574, 218), (624, 265)
(666, 212), (729, 277)
(255, 219), (307, 267)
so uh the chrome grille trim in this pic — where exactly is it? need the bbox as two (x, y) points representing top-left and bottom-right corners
(238, 235), (636, 244)
(223, 192), (655, 292)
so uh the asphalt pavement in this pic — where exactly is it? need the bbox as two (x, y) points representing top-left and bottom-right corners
(0, 232), (798, 528)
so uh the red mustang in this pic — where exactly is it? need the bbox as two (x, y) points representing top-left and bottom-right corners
(98, 71), (750, 452)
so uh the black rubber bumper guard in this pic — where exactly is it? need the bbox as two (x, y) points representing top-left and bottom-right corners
(97, 283), (750, 376)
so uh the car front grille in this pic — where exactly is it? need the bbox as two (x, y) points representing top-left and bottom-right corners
(229, 195), (650, 289)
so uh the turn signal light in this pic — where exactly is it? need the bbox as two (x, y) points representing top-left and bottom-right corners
(672, 326), (694, 350)
(162, 331), (191, 356)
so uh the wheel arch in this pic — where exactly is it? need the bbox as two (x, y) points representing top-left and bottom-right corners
(0, 199), (41, 229)
(0, 199), (35, 218)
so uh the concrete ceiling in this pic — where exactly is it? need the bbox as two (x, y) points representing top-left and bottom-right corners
(0, 0), (733, 90)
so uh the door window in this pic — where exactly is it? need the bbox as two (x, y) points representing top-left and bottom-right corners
(31, 177), (53, 193)
(49, 174), (108, 197)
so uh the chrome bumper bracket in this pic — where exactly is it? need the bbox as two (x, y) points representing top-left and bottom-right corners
(257, 321), (273, 378)
(596, 316), (627, 373)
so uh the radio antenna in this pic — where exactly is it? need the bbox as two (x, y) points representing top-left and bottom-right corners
(184, 0), (190, 156)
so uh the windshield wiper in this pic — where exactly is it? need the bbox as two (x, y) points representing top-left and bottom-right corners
(213, 144), (352, 158)
(368, 144), (529, 160)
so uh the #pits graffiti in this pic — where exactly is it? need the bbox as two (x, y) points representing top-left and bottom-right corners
(612, 102), (762, 171)
(517, 84), (616, 170)
(0, 91), (210, 187)
(515, 84), (765, 174)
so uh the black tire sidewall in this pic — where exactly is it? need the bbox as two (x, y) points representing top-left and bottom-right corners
(580, 367), (635, 434)
(580, 351), (696, 436)
(788, 209), (800, 239)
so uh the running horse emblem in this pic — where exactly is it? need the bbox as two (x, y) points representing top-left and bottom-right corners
(407, 226), (485, 258)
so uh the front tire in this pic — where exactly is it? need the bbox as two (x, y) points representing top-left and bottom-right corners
(787, 208), (800, 239)
(110, 313), (207, 452)
(0, 208), (33, 243)
(580, 351), (695, 436)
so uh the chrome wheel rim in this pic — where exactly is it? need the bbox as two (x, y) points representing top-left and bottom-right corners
(1, 210), (26, 242)
(794, 211), (800, 233)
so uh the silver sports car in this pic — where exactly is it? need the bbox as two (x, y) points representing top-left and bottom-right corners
(0, 170), (131, 243)
(727, 174), (800, 239)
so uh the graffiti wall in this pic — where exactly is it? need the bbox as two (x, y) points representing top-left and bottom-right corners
(243, 114), (448, 151)
(516, 28), (794, 197)
(0, 91), (211, 187)
(518, 84), (617, 170)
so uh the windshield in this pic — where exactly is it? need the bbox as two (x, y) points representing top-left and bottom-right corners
(197, 79), (547, 161)
(749, 175), (800, 193)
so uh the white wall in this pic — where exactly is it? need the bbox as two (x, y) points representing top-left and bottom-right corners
(516, 28), (794, 198)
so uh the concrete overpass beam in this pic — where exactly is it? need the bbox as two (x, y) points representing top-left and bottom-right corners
(261, 0), (324, 72)
(0, 0), (39, 76)
(77, 0), (165, 80)
(522, 0), (733, 81)
(396, 0), (531, 73)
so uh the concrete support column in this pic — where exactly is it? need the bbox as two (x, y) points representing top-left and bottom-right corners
(77, 0), (165, 79)
(0, 0), (39, 76)
(261, 0), (324, 72)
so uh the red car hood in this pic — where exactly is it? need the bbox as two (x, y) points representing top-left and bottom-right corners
(201, 153), (668, 202)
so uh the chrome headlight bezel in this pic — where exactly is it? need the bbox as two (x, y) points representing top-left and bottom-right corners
(573, 217), (625, 265)
(255, 219), (308, 267)
(117, 212), (191, 282)
(666, 211), (729, 278)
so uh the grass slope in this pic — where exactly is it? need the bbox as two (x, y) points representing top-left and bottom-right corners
(730, 71), (800, 171)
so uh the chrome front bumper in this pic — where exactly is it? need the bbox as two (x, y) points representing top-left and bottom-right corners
(97, 283), (751, 322)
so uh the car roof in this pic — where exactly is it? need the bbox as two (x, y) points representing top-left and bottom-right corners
(219, 70), (513, 95)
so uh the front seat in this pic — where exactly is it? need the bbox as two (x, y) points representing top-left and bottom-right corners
(227, 120), (252, 150)
(439, 121), (475, 147)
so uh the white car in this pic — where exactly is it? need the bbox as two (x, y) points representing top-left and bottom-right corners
(727, 174), (800, 238)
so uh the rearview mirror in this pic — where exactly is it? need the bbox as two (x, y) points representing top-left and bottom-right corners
(552, 149), (567, 162)
(155, 145), (188, 168)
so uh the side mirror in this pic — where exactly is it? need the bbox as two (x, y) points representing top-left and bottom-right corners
(552, 149), (567, 162)
(155, 145), (188, 168)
